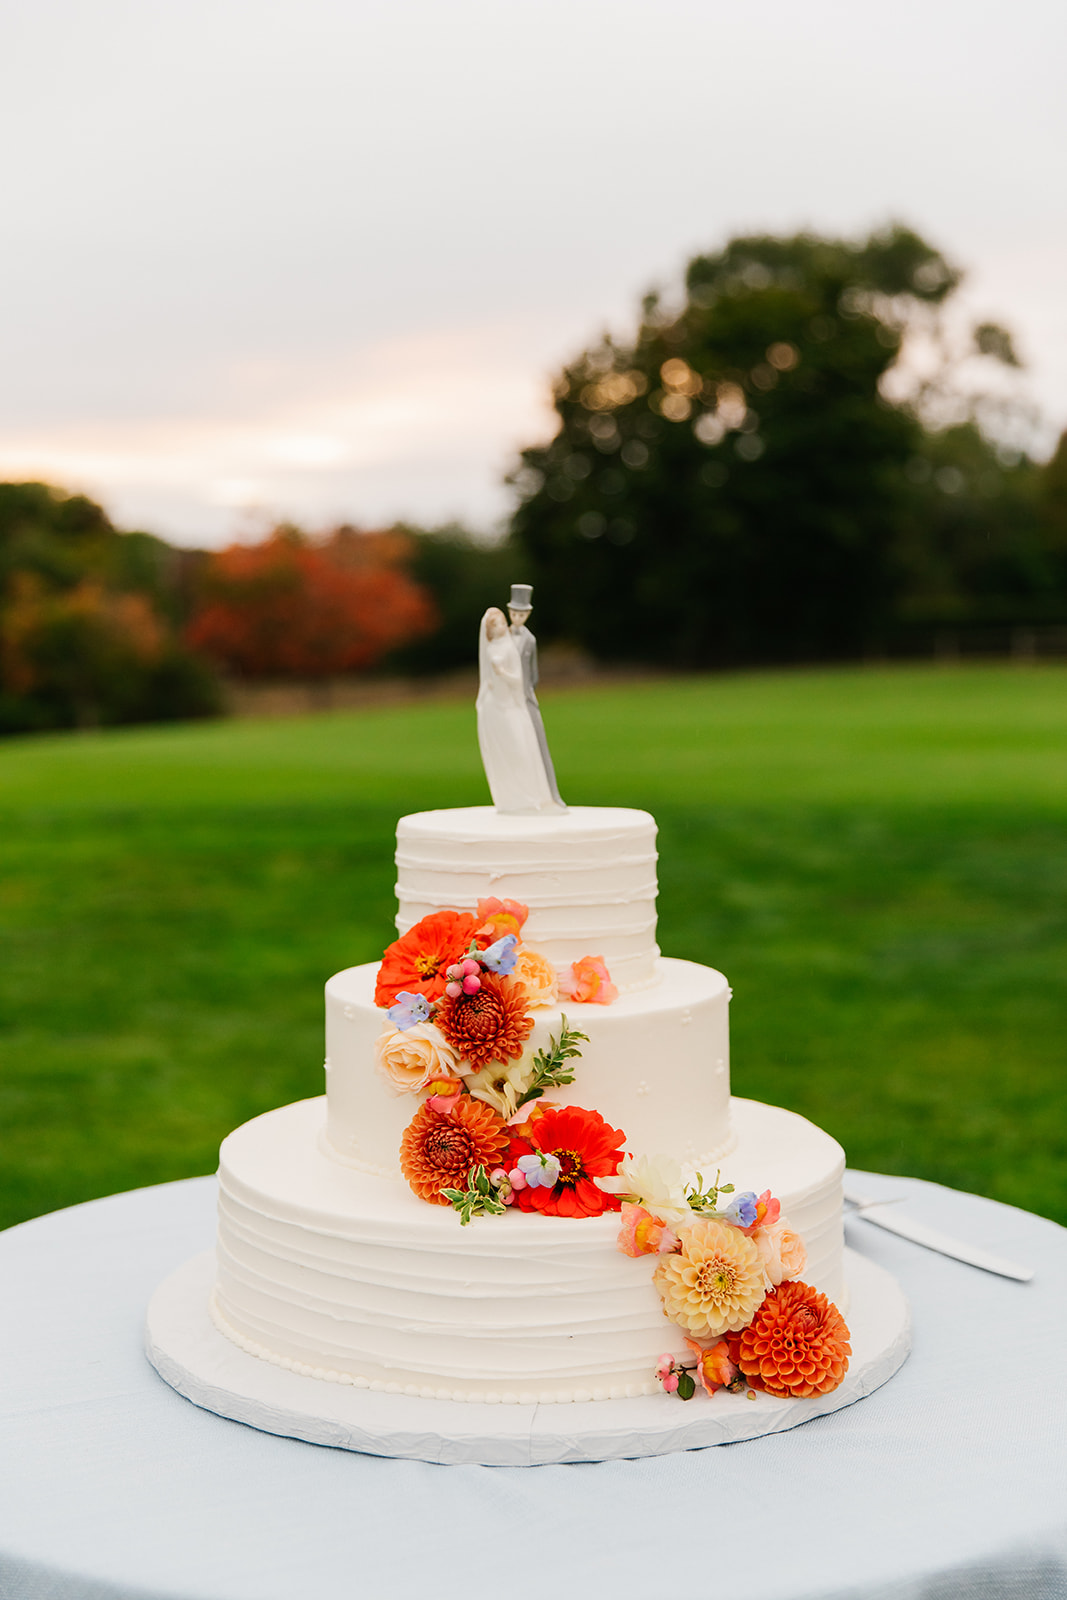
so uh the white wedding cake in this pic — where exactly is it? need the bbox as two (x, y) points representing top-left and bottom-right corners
(211, 804), (848, 1404)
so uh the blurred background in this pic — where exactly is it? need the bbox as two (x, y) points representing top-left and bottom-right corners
(2, 0), (1065, 1229)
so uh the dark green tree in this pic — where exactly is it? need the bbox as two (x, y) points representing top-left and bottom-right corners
(509, 226), (1022, 665)
(385, 524), (521, 675)
(892, 426), (1048, 629)
(1037, 430), (1067, 593)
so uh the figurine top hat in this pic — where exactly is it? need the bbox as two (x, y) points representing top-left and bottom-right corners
(508, 583), (533, 613)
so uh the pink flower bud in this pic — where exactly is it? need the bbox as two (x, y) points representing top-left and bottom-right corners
(508, 1167), (527, 1190)
(446, 964), (463, 981)
(655, 1354), (674, 1377)
(489, 1169), (508, 1186)
(462, 958), (480, 976)
(661, 1372), (679, 1393)
(445, 981), (462, 999)
(462, 974), (481, 994)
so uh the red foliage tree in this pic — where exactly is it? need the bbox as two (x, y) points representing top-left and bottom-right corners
(186, 526), (437, 677)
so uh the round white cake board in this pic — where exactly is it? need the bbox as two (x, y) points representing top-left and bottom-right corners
(145, 1247), (910, 1466)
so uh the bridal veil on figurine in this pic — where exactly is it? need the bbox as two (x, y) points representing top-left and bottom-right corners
(477, 584), (566, 814)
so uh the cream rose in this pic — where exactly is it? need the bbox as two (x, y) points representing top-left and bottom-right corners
(374, 1023), (460, 1095)
(752, 1219), (807, 1287)
(511, 947), (559, 1008)
(611, 1152), (691, 1224)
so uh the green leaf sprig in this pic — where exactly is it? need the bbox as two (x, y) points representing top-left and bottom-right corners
(441, 1164), (508, 1226)
(685, 1169), (735, 1214)
(515, 1016), (588, 1109)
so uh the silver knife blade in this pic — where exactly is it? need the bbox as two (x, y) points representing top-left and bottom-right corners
(842, 1187), (1034, 1281)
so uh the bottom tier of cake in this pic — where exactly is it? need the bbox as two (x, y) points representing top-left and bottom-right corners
(213, 1095), (845, 1404)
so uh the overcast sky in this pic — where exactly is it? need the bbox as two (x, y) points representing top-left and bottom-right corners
(1, 0), (1064, 547)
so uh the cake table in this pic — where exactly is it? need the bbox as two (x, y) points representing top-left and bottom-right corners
(2, 1169), (1064, 1600)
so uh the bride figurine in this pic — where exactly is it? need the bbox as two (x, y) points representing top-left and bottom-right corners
(477, 607), (561, 813)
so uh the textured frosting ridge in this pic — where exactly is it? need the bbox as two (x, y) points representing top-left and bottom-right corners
(212, 801), (850, 1404)
(213, 1097), (845, 1401)
(395, 806), (660, 992)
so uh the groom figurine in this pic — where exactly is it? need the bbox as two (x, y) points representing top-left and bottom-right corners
(507, 583), (566, 809)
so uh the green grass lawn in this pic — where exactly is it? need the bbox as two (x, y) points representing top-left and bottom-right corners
(2, 663), (1066, 1230)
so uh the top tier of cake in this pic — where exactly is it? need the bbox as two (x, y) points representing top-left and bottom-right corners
(325, 804), (733, 1175)
(395, 806), (660, 993)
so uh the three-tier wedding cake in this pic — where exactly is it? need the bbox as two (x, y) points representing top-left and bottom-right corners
(211, 800), (848, 1404)
(208, 586), (852, 1408)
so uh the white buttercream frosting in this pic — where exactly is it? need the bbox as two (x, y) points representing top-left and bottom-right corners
(395, 806), (660, 991)
(211, 801), (850, 1403)
(213, 1096), (845, 1401)
(325, 956), (733, 1178)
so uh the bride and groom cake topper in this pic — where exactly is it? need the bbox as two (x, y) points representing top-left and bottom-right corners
(477, 584), (567, 814)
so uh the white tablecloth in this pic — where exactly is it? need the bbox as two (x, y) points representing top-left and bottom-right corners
(1, 1170), (1064, 1600)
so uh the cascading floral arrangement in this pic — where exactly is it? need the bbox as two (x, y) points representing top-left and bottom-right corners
(373, 896), (851, 1401)
(607, 1161), (851, 1400)
(374, 897), (623, 1221)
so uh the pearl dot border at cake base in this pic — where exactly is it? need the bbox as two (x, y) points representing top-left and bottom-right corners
(210, 1293), (659, 1404)
(147, 1247), (910, 1465)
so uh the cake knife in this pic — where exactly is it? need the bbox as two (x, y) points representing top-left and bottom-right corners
(842, 1187), (1034, 1281)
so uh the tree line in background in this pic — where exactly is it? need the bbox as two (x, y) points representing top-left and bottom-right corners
(512, 225), (1067, 665)
(3, 223), (1067, 733)
(0, 488), (514, 733)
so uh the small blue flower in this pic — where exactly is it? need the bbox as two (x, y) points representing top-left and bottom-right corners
(516, 1151), (561, 1189)
(722, 1190), (759, 1228)
(480, 934), (519, 975)
(387, 990), (433, 1030)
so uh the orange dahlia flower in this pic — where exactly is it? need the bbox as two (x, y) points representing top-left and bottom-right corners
(374, 910), (479, 1008)
(399, 1097), (510, 1205)
(435, 971), (533, 1069)
(514, 1105), (626, 1218)
(737, 1280), (851, 1398)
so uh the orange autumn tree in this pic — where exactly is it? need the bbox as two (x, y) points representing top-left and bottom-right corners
(186, 525), (437, 677)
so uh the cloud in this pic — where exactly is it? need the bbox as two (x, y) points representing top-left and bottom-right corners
(0, 323), (560, 545)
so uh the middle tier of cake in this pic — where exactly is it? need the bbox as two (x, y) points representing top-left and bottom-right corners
(324, 957), (733, 1177)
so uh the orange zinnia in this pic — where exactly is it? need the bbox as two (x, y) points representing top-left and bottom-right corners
(513, 1105), (626, 1218)
(374, 910), (479, 1008)
(435, 971), (533, 1070)
(399, 1097), (510, 1205)
(736, 1280), (851, 1398)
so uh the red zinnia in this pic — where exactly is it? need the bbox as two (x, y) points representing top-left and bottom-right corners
(399, 1097), (510, 1205)
(513, 1105), (626, 1218)
(736, 1280), (851, 1398)
(435, 971), (533, 1070)
(374, 910), (479, 1008)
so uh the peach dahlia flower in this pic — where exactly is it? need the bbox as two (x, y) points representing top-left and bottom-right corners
(653, 1217), (767, 1338)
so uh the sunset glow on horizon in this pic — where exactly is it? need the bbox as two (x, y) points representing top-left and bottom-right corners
(2, 0), (1064, 546)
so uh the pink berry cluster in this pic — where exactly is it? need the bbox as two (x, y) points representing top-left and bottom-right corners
(654, 1353), (697, 1399)
(656, 1353), (682, 1393)
(488, 1167), (515, 1205)
(444, 957), (482, 999)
